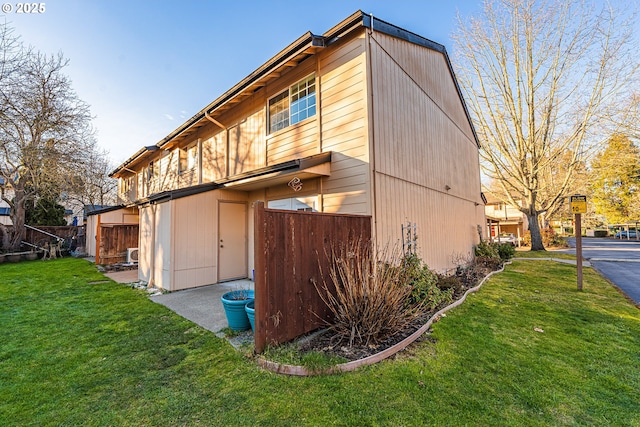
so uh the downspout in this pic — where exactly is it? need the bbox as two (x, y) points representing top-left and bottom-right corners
(315, 53), (324, 212)
(366, 14), (379, 249)
(204, 110), (227, 130)
(197, 138), (203, 185)
(149, 204), (157, 288)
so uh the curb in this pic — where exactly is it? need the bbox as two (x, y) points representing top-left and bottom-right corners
(256, 262), (509, 376)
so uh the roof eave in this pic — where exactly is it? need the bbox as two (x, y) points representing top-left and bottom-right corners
(112, 9), (481, 178)
(111, 12), (370, 177)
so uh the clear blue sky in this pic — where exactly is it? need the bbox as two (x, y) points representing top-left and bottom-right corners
(5, 0), (483, 165)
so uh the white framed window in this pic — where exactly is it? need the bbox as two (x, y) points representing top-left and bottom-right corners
(179, 143), (198, 174)
(268, 74), (316, 134)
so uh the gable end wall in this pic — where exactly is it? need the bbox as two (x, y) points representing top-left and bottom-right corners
(368, 31), (485, 272)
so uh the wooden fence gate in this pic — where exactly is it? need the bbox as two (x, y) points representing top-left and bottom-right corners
(97, 224), (139, 265)
(253, 201), (372, 353)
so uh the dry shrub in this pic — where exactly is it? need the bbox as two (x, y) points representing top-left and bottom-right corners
(314, 241), (424, 347)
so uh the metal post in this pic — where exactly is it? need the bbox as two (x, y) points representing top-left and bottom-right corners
(576, 213), (583, 291)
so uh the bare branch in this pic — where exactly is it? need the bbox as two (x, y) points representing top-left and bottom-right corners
(0, 20), (111, 250)
(453, 0), (640, 249)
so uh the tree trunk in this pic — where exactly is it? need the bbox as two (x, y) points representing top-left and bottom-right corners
(8, 184), (26, 251)
(0, 224), (10, 250)
(527, 212), (545, 251)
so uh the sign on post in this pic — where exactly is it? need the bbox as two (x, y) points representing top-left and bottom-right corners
(570, 195), (587, 214)
(570, 195), (586, 291)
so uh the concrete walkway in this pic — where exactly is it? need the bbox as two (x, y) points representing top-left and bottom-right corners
(517, 257), (591, 267)
(104, 269), (140, 284)
(102, 266), (254, 333)
(150, 279), (254, 333)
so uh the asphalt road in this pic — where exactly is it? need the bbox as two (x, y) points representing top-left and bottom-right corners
(560, 237), (640, 305)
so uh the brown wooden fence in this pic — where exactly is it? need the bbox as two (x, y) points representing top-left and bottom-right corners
(253, 201), (372, 353)
(25, 225), (84, 249)
(97, 224), (139, 265)
(26, 225), (81, 241)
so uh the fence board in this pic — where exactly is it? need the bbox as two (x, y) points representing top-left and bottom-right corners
(24, 225), (84, 251)
(25, 225), (81, 243)
(254, 201), (372, 353)
(98, 224), (139, 265)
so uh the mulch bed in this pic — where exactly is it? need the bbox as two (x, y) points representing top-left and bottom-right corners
(297, 259), (502, 361)
(298, 313), (434, 361)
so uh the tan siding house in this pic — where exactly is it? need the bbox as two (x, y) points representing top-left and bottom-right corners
(110, 11), (485, 291)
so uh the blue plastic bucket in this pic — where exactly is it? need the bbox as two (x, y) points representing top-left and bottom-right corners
(245, 300), (255, 333)
(221, 290), (254, 331)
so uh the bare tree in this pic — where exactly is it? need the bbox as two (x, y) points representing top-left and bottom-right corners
(65, 146), (118, 210)
(453, 0), (640, 250)
(0, 21), (95, 250)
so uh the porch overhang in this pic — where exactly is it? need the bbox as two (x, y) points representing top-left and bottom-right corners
(486, 215), (523, 226)
(137, 152), (332, 205)
(219, 151), (332, 191)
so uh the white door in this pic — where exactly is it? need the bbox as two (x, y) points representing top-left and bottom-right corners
(218, 201), (247, 282)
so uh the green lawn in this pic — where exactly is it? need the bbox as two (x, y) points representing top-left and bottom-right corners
(1, 257), (639, 426)
(514, 249), (577, 260)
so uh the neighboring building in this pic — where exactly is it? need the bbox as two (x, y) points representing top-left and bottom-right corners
(0, 206), (10, 226)
(0, 177), (11, 225)
(85, 205), (139, 257)
(484, 195), (528, 243)
(110, 11), (486, 291)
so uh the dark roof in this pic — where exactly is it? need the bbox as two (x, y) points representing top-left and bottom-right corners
(111, 11), (479, 177)
(84, 205), (123, 217)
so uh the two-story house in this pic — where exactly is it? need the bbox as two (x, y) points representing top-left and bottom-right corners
(484, 195), (528, 244)
(110, 11), (486, 291)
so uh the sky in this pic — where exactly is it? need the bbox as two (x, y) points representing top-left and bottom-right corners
(4, 0), (484, 167)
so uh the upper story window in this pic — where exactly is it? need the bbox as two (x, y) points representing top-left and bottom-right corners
(147, 160), (159, 182)
(179, 143), (198, 174)
(120, 175), (134, 194)
(268, 74), (316, 134)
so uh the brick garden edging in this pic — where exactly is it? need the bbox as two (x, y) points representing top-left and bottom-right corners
(256, 262), (509, 376)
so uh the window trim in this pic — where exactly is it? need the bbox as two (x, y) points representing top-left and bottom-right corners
(120, 175), (134, 194)
(179, 142), (198, 174)
(267, 73), (317, 135)
(147, 160), (160, 182)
